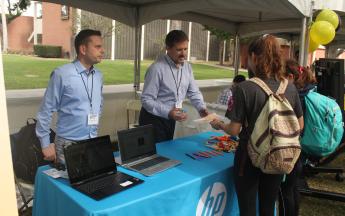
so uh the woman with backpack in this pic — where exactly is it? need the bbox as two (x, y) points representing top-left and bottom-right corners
(284, 59), (317, 112)
(294, 66), (318, 112)
(210, 35), (304, 216)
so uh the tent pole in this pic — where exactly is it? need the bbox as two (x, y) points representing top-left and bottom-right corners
(134, 25), (141, 92)
(303, 0), (315, 66)
(234, 34), (240, 77)
(298, 17), (307, 66)
(134, 8), (141, 93)
(303, 19), (310, 66)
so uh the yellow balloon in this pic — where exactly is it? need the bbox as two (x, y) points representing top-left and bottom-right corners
(310, 21), (335, 45)
(308, 37), (319, 53)
(316, 9), (339, 29)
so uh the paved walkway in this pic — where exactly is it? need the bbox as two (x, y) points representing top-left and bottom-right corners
(193, 61), (248, 72)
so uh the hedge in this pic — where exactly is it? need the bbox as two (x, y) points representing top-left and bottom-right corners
(34, 45), (62, 58)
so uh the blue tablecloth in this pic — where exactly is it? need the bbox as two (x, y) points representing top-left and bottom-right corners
(32, 132), (239, 216)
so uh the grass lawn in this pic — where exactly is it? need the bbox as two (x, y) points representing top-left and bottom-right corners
(3, 54), (246, 89)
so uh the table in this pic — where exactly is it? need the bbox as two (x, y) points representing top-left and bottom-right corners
(32, 132), (239, 216)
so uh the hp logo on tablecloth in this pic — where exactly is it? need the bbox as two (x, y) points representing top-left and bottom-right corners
(196, 182), (227, 216)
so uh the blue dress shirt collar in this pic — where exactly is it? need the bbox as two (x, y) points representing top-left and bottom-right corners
(73, 60), (95, 75)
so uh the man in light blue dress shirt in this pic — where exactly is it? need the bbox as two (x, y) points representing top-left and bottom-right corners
(140, 30), (208, 142)
(36, 29), (104, 163)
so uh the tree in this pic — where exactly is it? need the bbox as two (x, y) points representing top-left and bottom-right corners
(73, 10), (120, 38)
(6, 0), (30, 23)
(203, 25), (233, 65)
(0, 0), (30, 52)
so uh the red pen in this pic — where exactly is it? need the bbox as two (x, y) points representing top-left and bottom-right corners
(212, 150), (223, 156)
(198, 151), (211, 158)
(193, 153), (205, 160)
(206, 151), (218, 156)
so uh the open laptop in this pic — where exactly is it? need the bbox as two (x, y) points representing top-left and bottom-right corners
(117, 125), (181, 176)
(63, 135), (143, 200)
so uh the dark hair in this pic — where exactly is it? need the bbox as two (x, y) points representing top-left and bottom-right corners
(165, 30), (189, 48)
(285, 59), (299, 78)
(74, 29), (102, 55)
(248, 35), (284, 80)
(233, 75), (246, 83)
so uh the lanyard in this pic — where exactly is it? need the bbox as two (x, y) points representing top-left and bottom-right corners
(165, 56), (183, 98)
(80, 72), (94, 109)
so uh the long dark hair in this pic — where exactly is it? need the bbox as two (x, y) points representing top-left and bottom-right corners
(248, 35), (284, 80)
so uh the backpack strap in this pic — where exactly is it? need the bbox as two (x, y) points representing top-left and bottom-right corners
(249, 77), (273, 96)
(276, 78), (288, 95)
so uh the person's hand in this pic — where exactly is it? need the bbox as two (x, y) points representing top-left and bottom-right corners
(42, 143), (56, 162)
(169, 108), (188, 122)
(210, 119), (224, 130)
(199, 108), (209, 117)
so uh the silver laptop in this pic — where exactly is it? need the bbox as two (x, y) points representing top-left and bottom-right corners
(117, 125), (181, 176)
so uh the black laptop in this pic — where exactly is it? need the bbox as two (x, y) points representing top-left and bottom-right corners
(63, 135), (143, 200)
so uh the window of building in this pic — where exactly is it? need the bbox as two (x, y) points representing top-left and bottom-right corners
(61, 5), (69, 20)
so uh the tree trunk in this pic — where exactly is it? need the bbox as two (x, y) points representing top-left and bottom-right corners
(218, 40), (224, 65)
(228, 39), (233, 66)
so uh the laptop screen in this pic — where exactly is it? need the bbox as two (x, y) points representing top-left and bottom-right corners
(64, 135), (116, 184)
(117, 125), (156, 163)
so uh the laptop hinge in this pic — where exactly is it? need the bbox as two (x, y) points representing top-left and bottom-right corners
(73, 170), (116, 186)
(124, 154), (158, 167)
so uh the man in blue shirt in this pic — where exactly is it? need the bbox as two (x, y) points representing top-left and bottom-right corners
(140, 30), (208, 142)
(36, 29), (104, 163)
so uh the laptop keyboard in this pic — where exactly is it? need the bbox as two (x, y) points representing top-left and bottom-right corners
(130, 156), (169, 171)
(79, 173), (129, 194)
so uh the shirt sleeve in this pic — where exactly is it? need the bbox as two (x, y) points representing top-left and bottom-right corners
(141, 65), (172, 119)
(36, 70), (63, 148)
(186, 64), (206, 111)
(227, 85), (246, 124)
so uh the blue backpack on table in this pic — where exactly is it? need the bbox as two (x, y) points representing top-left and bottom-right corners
(301, 89), (344, 157)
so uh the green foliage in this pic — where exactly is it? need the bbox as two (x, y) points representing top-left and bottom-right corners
(203, 25), (233, 40)
(34, 45), (62, 58)
(73, 11), (118, 38)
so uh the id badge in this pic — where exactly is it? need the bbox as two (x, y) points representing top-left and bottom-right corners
(88, 113), (99, 125)
(175, 101), (183, 109)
